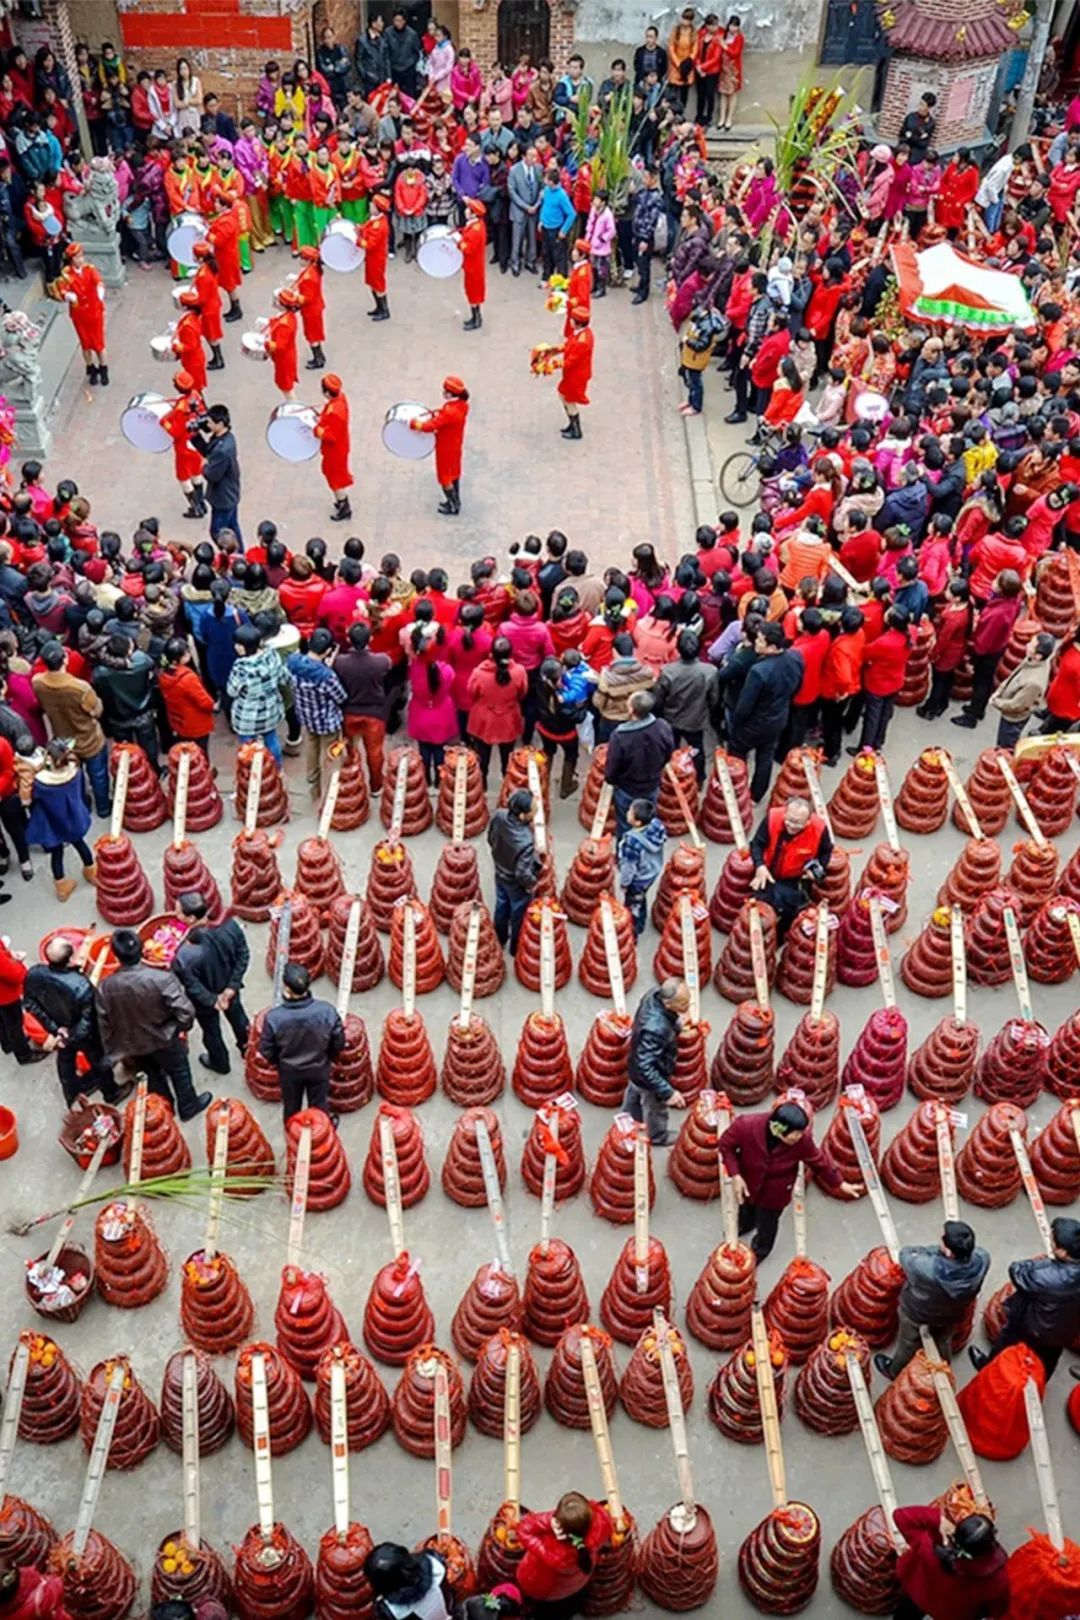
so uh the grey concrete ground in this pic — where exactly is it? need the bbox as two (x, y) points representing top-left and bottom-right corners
(0, 255), (1077, 1615)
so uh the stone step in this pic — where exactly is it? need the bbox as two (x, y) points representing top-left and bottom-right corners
(705, 124), (774, 162)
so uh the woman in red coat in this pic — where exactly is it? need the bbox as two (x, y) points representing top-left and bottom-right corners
(558, 304), (593, 441)
(892, 1506), (1008, 1620)
(459, 195), (487, 330)
(266, 288), (300, 399)
(59, 242), (107, 385)
(516, 1492), (613, 1615)
(313, 372), (352, 522)
(410, 376), (469, 516)
(171, 291), (208, 393)
(161, 368), (206, 519)
(295, 244), (327, 369)
(564, 238), (592, 337)
(207, 203), (243, 310)
(466, 637), (527, 785)
(1044, 624), (1080, 730)
(359, 192), (391, 320)
(191, 240), (226, 369)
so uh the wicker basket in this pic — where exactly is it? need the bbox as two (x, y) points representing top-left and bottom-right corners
(25, 1244), (95, 1324)
(59, 1097), (123, 1169)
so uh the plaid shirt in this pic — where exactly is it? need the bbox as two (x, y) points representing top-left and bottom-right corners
(287, 652), (346, 735)
(226, 647), (287, 736)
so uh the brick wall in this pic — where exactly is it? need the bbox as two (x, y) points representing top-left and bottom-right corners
(115, 0), (311, 118)
(878, 51), (997, 149)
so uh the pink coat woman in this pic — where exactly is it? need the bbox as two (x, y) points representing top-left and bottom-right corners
(407, 658), (457, 745)
(586, 199), (616, 258)
(447, 619), (493, 718)
(866, 147), (894, 223)
(451, 58), (484, 111)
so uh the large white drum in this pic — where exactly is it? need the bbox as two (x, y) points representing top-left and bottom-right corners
(120, 392), (171, 454)
(150, 333), (175, 363)
(382, 401), (433, 460)
(320, 217), (364, 273)
(416, 224), (462, 279)
(267, 402), (319, 463)
(241, 331), (268, 362)
(854, 389), (889, 424)
(166, 211), (208, 269)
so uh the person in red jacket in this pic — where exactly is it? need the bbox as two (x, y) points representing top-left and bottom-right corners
(918, 577), (972, 721)
(748, 794), (832, 936)
(564, 237), (592, 337)
(160, 637), (215, 755)
(161, 369), (206, 521)
(206, 203), (243, 319)
(853, 604), (911, 753)
(191, 240), (226, 370)
(557, 304), (594, 441)
(720, 1095), (858, 1259)
(891, 1506), (1009, 1620)
(265, 288), (301, 399)
(295, 244), (327, 370)
(820, 604), (865, 765)
(515, 1492), (613, 1615)
(1042, 620), (1080, 731)
(781, 605), (829, 753)
(952, 570), (1023, 728)
(0, 1560), (68, 1620)
(359, 192), (391, 320)
(313, 372), (353, 523)
(804, 257), (850, 384)
(171, 291), (208, 393)
(410, 375), (469, 516)
(936, 148), (980, 238)
(458, 195), (487, 330)
(278, 555), (329, 643)
(0, 933), (42, 1065)
(59, 242), (107, 386)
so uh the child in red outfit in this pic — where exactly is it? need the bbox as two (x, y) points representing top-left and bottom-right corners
(516, 1493), (612, 1618)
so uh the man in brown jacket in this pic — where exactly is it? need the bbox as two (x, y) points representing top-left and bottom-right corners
(95, 928), (211, 1121)
(593, 632), (656, 741)
(32, 640), (110, 817)
(989, 631), (1053, 751)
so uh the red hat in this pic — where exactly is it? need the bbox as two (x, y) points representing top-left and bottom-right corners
(277, 287), (301, 308)
(192, 241), (213, 261)
(569, 304), (590, 325)
(299, 244), (321, 263)
(322, 372), (343, 395)
(373, 193), (392, 212)
(573, 238), (589, 255)
(442, 375), (468, 398)
(466, 197), (486, 216)
(64, 242), (82, 261)
(82, 558), (107, 583)
(179, 289), (201, 308)
(173, 369), (195, 393)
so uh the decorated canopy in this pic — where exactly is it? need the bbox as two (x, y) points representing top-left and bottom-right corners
(890, 240), (1036, 334)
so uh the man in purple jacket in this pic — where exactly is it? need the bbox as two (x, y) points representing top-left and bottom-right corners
(719, 1097), (859, 1260)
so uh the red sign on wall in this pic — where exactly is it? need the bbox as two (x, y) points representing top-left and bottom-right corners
(120, 0), (293, 52)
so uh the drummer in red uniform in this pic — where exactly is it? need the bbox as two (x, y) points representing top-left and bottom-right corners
(565, 238), (592, 337)
(458, 196), (486, 331)
(59, 242), (108, 386)
(171, 289), (209, 393)
(207, 202), (243, 325)
(162, 368), (207, 519)
(191, 240), (225, 371)
(558, 303), (593, 441)
(295, 244), (327, 371)
(265, 286), (301, 400)
(313, 372), (352, 523)
(409, 375), (469, 516)
(358, 191), (391, 321)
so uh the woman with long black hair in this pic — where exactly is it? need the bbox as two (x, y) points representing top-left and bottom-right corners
(405, 621), (455, 786)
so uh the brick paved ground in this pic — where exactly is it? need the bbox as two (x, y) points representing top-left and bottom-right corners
(50, 248), (695, 572)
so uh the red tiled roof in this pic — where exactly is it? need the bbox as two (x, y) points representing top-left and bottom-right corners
(880, 3), (1018, 62)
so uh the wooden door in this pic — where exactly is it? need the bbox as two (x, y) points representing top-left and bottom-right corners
(498, 0), (550, 68)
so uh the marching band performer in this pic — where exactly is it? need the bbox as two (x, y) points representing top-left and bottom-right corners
(558, 303), (593, 441)
(268, 129), (295, 245)
(565, 238), (592, 337)
(409, 375), (469, 516)
(210, 149), (253, 272)
(334, 132), (366, 224)
(313, 373), (352, 523)
(295, 244), (327, 370)
(172, 289), (209, 393)
(309, 143), (339, 240)
(358, 192), (391, 321)
(164, 145), (200, 279)
(59, 243), (108, 386)
(458, 197), (486, 331)
(206, 200), (243, 325)
(191, 240), (225, 371)
(162, 368), (207, 519)
(285, 134), (316, 252)
(265, 287), (301, 400)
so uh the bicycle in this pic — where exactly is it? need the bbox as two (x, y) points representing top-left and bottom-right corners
(717, 417), (822, 509)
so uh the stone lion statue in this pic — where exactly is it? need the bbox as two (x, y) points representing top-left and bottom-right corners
(64, 160), (121, 238)
(0, 312), (43, 403)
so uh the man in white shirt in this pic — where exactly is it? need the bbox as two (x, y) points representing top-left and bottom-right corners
(975, 142), (1032, 234)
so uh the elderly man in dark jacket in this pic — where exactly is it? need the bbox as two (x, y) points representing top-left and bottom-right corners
(259, 961), (344, 1122)
(729, 622), (804, 802)
(25, 935), (131, 1106)
(487, 788), (541, 953)
(720, 1097), (858, 1260)
(605, 690), (675, 837)
(876, 1221), (991, 1381)
(625, 978), (690, 1146)
(971, 1216), (1080, 1380)
(355, 15), (390, 96)
(173, 893), (251, 1077)
(385, 8), (422, 97)
(876, 462), (931, 541)
(95, 929), (210, 1120)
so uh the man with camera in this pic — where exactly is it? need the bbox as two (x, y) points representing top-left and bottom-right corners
(748, 796), (831, 939)
(188, 403), (241, 545)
